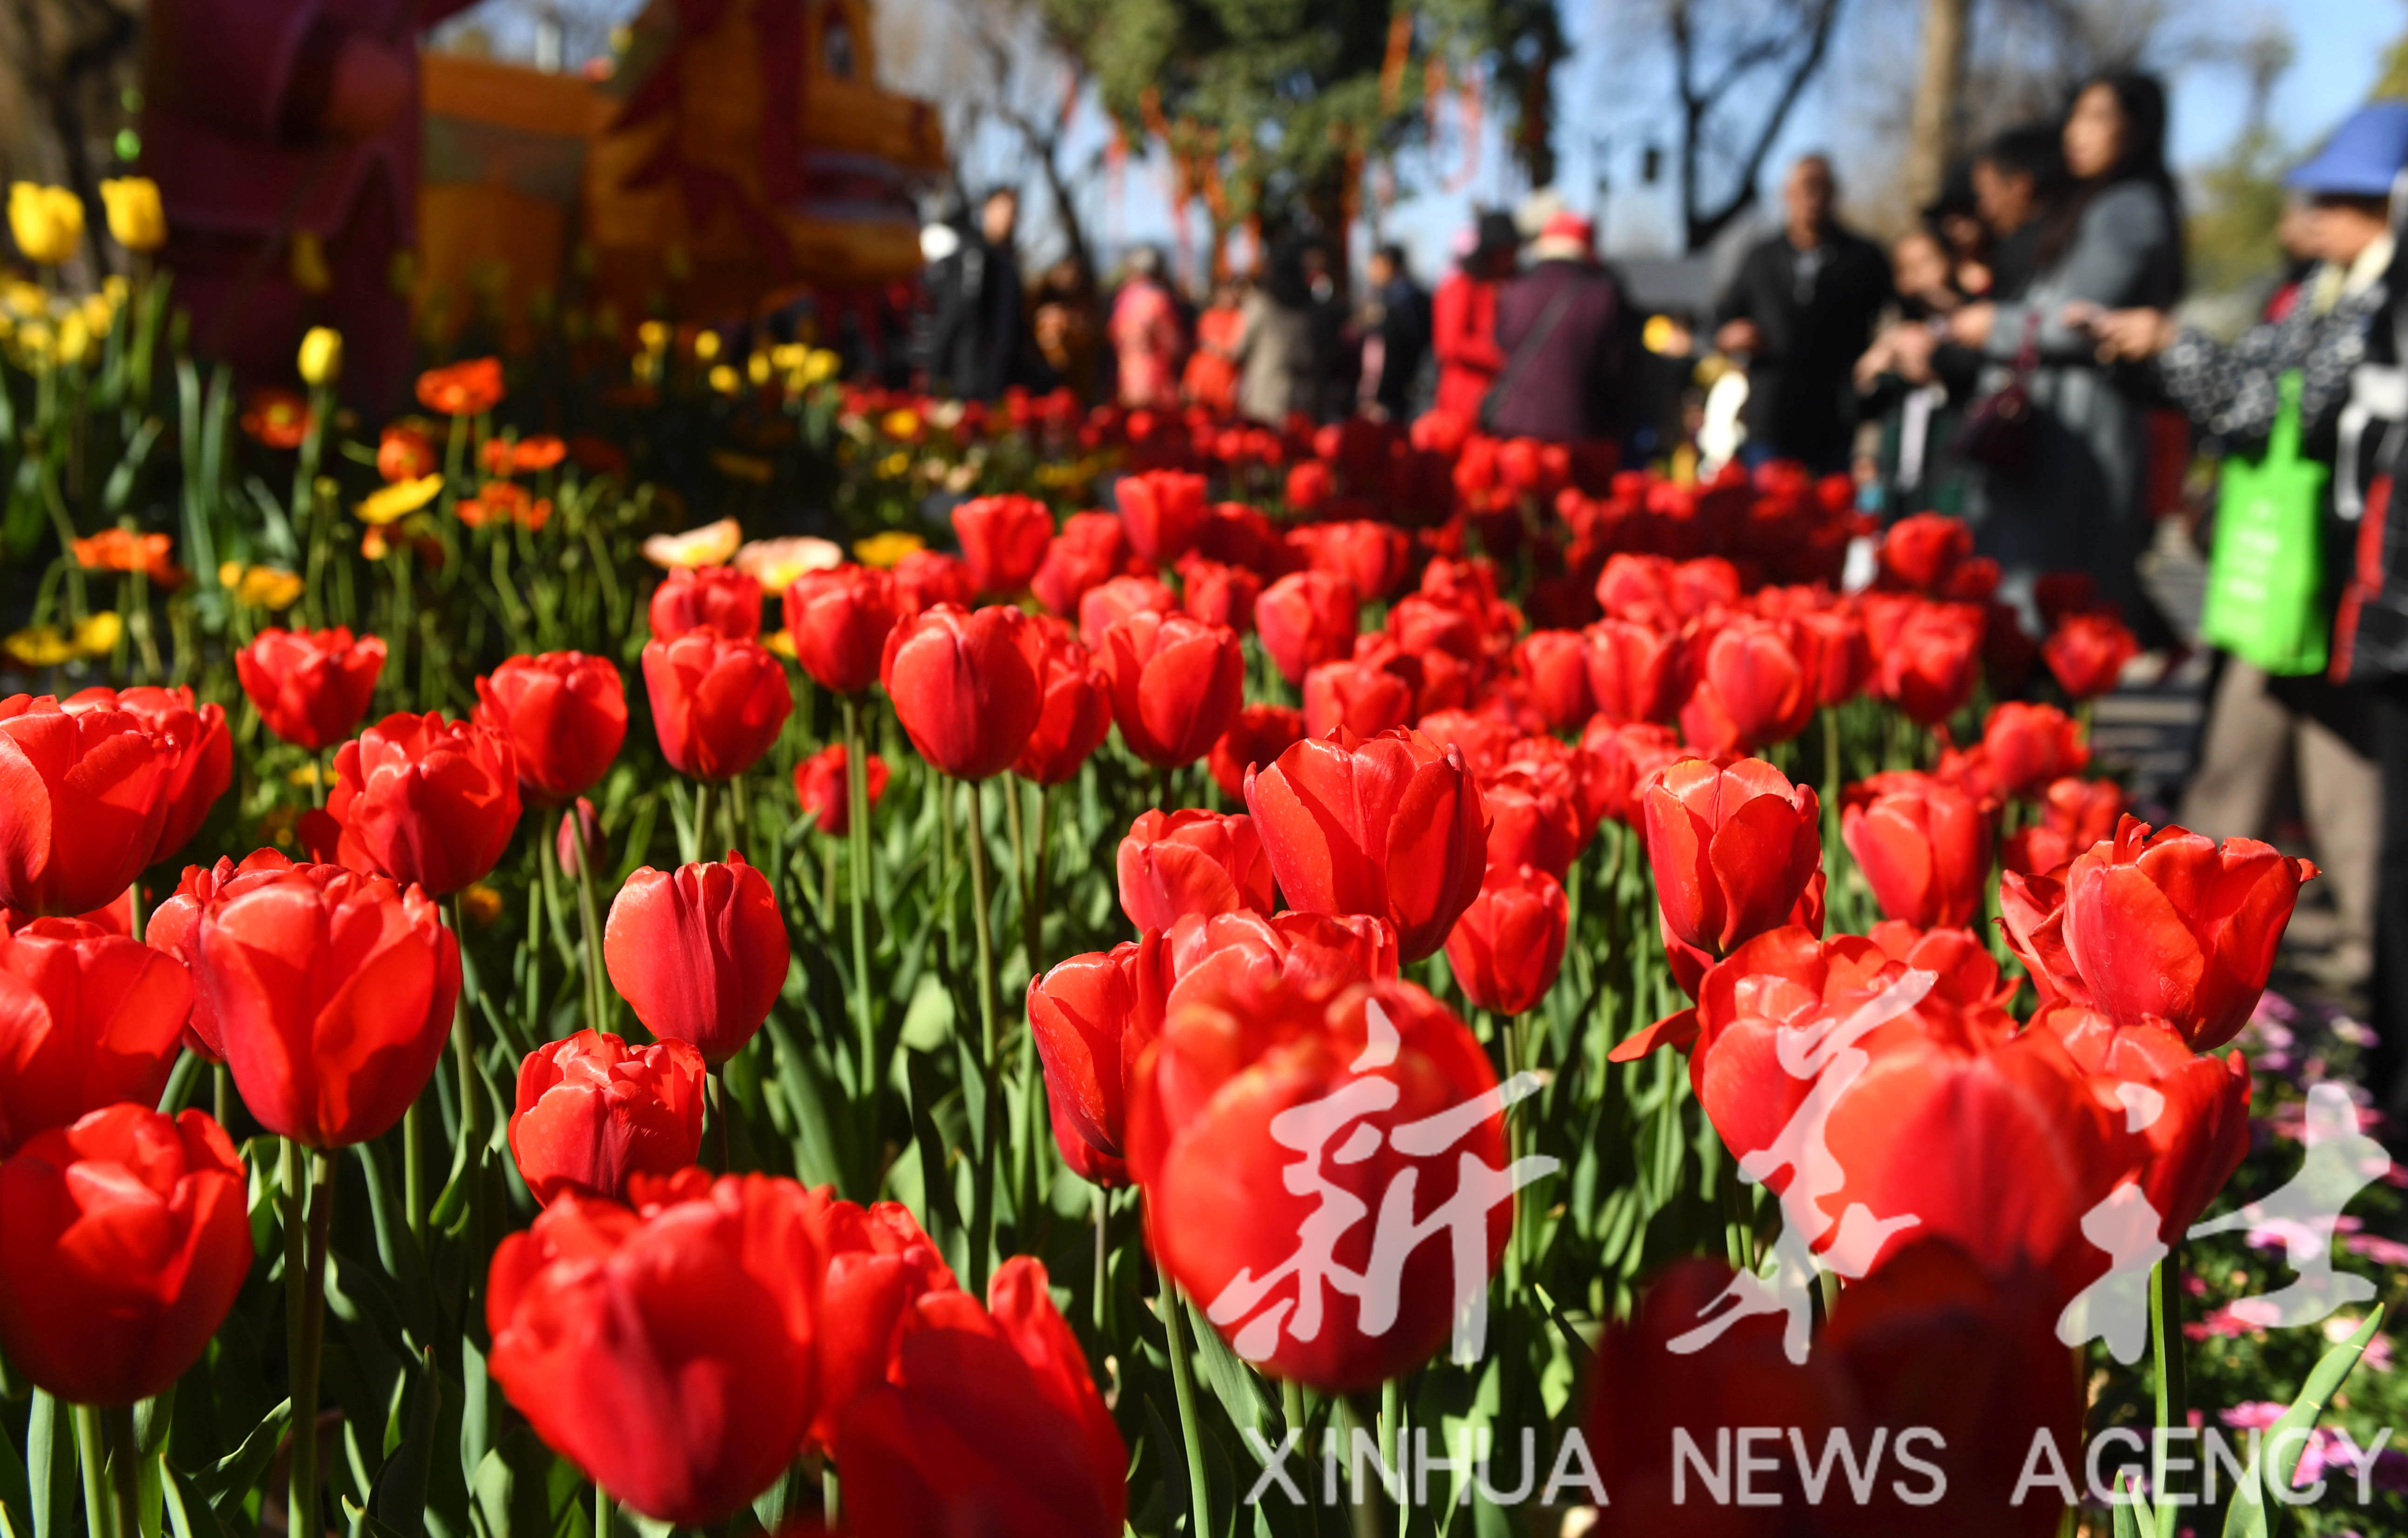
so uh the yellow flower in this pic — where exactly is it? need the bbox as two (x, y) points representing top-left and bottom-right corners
(641, 516), (743, 570)
(734, 535), (844, 589)
(460, 882), (504, 925)
(746, 350), (772, 386)
(763, 628), (797, 659)
(291, 231), (332, 295)
(801, 348), (842, 386)
(298, 326), (343, 387)
(693, 330), (722, 362)
(8, 183), (83, 266)
(72, 611), (121, 657)
(637, 320), (670, 354)
(219, 562), (303, 610)
(2, 625), (72, 667)
(708, 363), (739, 395)
(852, 530), (925, 568)
(97, 177), (164, 253)
(1, 280), (44, 317)
(875, 450), (910, 479)
(879, 408), (921, 440)
(358, 473), (443, 526)
(54, 312), (91, 368)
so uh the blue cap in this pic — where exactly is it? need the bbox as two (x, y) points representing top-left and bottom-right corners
(2287, 102), (2408, 197)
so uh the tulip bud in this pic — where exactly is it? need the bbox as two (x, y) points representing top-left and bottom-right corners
(1116, 809), (1274, 930)
(297, 325), (342, 386)
(603, 854), (790, 1064)
(97, 176), (165, 253)
(234, 627), (388, 752)
(784, 563), (901, 695)
(1640, 757), (1822, 959)
(649, 565), (764, 641)
(1011, 624), (1113, 786)
(793, 743), (889, 836)
(556, 797), (606, 879)
(1839, 770), (1995, 932)
(1445, 863), (1570, 1016)
(0, 916), (191, 1146)
(0, 695), (174, 917)
(510, 1030), (708, 1206)
(1206, 702), (1303, 803)
(1099, 610), (1244, 770)
(950, 492), (1055, 596)
(327, 711), (523, 897)
(642, 630), (793, 782)
(474, 652), (627, 807)
(60, 685), (231, 867)
(1254, 570), (1358, 685)
(1115, 468), (1207, 565)
(7, 182), (83, 267)
(880, 604), (1041, 782)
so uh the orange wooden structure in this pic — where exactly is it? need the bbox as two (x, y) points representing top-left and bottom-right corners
(417, 0), (945, 345)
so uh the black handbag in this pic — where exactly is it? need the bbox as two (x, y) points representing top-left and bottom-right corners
(1953, 312), (2041, 471)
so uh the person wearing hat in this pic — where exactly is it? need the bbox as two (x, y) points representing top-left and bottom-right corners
(1711, 154), (1896, 471)
(1483, 209), (1631, 443)
(1431, 211), (1521, 422)
(2087, 100), (2408, 1032)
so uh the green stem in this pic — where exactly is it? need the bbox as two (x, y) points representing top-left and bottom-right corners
(1092, 1186), (1110, 1337)
(212, 1063), (230, 1130)
(844, 698), (879, 1192)
(1381, 1378), (1403, 1525)
(1028, 785), (1051, 975)
(964, 776), (1002, 1295)
(1283, 1379), (1308, 1442)
(1721, 1160), (1757, 1275)
(594, 1484), (616, 1538)
(403, 1098), (424, 1244)
(283, 1144), (333, 1538)
(1003, 772), (1031, 970)
(1162, 1281), (1213, 1538)
(101, 1405), (135, 1538)
(689, 779), (716, 865)
(709, 1070), (730, 1174)
(2151, 1250), (2187, 1536)
(73, 1403), (113, 1538)
(573, 831), (610, 1035)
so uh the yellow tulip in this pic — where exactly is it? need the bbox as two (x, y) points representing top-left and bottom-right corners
(7, 183), (83, 266)
(1, 624), (73, 667)
(637, 320), (670, 354)
(746, 350), (772, 386)
(693, 330), (722, 361)
(358, 474), (443, 525)
(54, 313), (91, 368)
(291, 231), (332, 294)
(708, 363), (740, 395)
(801, 348), (842, 386)
(639, 517), (743, 570)
(851, 530), (925, 568)
(98, 177), (165, 253)
(298, 326), (343, 386)
(72, 611), (122, 657)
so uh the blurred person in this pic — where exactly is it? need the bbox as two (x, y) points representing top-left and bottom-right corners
(1925, 160), (1994, 297)
(1303, 243), (1354, 419)
(1948, 74), (2185, 641)
(1184, 276), (1244, 413)
(1236, 243), (1316, 425)
(928, 187), (1025, 400)
(1484, 211), (1629, 444)
(1432, 211), (1519, 421)
(1031, 256), (1100, 401)
(2262, 198), (2323, 325)
(1713, 154), (1895, 472)
(2087, 103), (2408, 1021)
(1358, 244), (1431, 420)
(143, 0), (483, 414)
(1970, 123), (2065, 303)
(1855, 227), (1973, 516)
(1109, 247), (1187, 409)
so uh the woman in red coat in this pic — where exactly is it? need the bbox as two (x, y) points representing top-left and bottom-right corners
(1431, 212), (1519, 421)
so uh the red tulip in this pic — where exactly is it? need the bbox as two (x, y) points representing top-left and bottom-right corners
(1595, 551), (1677, 627)
(1292, 519), (1412, 602)
(143, 849), (294, 1060)
(1301, 656), (1416, 742)
(649, 565), (763, 641)
(2036, 1003), (2250, 1240)
(1840, 771), (1995, 931)
(474, 652), (627, 805)
(1031, 511), (1128, 617)
(195, 864), (462, 1148)
(0, 696), (174, 917)
(1099, 611), (1244, 769)
(1481, 766), (1583, 881)
(952, 493), (1056, 596)
(1579, 716), (1686, 828)
(1981, 701), (2088, 798)
(802, 1191), (960, 1449)
(882, 604), (1043, 781)
(784, 565), (901, 695)
(1880, 511), (1973, 591)
(1254, 571), (1358, 685)
(1125, 975), (1508, 1392)
(0, 1104), (250, 1405)
(1197, 500), (1285, 574)
(892, 549), (976, 615)
(2043, 611), (2139, 700)
(1415, 708), (1521, 782)
(1679, 615), (1814, 754)
(1077, 573), (1177, 651)
(1641, 757), (1822, 959)
(1445, 863), (1569, 1016)
(1027, 939), (1159, 1176)
(1584, 617), (1675, 723)
(1207, 704), (1304, 803)
(1796, 605), (1870, 706)
(1116, 468), (1208, 565)
(1511, 629), (1593, 729)
(643, 631), (794, 782)
(832, 1257), (1126, 1538)
(603, 854), (790, 1064)
(1117, 809), (1274, 930)
(1868, 597), (1984, 726)
(487, 1173), (822, 1526)
(1156, 909), (1397, 1015)
(2007, 817), (2316, 1051)
(509, 1030), (707, 1206)
(1176, 555), (1263, 633)
(793, 743), (890, 837)
(234, 627), (387, 751)
(1012, 624), (1113, 785)
(0, 917), (189, 1149)
(556, 797), (606, 880)
(327, 711), (522, 896)
(63, 687), (230, 866)
(1245, 727), (1487, 962)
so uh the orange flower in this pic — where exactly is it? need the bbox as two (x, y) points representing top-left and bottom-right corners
(378, 425), (438, 482)
(416, 357), (505, 416)
(512, 435), (567, 471)
(458, 481), (552, 531)
(239, 388), (313, 450)
(72, 528), (181, 585)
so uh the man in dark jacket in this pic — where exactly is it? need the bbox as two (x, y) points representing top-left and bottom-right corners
(1485, 212), (1627, 443)
(927, 187), (1024, 400)
(1714, 154), (1894, 470)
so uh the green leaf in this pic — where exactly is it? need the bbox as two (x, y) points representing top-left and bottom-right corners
(372, 1348), (442, 1538)
(2114, 1468), (2152, 1537)
(25, 1392), (74, 1538)
(0, 1397), (30, 1538)
(1184, 1298), (1274, 1444)
(160, 1469), (228, 1538)
(2221, 1305), (2384, 1538)
(193, 1398), (289, 1511)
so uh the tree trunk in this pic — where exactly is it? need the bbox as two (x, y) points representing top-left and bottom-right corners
(1902, 0), (1972, 213)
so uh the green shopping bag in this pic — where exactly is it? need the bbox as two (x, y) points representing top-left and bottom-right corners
(2201, 371), (2329, 676)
